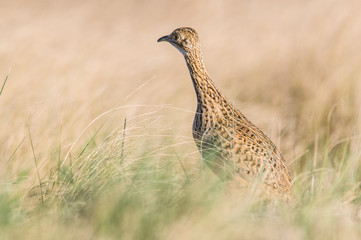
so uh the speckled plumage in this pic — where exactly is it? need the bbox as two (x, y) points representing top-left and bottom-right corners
(158, 27), (293, 200)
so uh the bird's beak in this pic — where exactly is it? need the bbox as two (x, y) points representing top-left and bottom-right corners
(157, 35), (169, 42)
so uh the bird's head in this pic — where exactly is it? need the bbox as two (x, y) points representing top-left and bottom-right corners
(157, 27), (201, 56)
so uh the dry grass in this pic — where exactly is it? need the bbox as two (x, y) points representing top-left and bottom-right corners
(1, 0), (361, 239)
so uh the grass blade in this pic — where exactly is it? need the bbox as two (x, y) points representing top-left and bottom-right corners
(77, 121), (106, 158)
(0, 74), (9, 97)
(119, 117), (127, 163)
(27, 124), (44, 203)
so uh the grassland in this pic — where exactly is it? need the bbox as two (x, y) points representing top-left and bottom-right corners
(1, 0), (361, 239)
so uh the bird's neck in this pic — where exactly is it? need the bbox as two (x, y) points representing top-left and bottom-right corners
(184, 51), (221, 105)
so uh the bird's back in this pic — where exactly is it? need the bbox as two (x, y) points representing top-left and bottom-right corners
(192, 90), (293, 200)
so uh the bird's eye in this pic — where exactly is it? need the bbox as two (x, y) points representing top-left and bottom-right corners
(173, 34), (179, 40)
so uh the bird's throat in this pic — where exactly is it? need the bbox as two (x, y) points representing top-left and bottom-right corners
(184, 53), (220, 106)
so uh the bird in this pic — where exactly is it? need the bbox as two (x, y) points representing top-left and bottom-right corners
(158, 27), (294, 201)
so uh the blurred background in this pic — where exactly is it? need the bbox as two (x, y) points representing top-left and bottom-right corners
(1, 0), (361, 239)
(1, 0), (361, 195)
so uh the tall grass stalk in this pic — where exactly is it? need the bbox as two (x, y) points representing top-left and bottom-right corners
(0, 74), (9, 97)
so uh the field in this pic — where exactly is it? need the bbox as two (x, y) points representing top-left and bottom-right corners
(1, 0), (361, 239)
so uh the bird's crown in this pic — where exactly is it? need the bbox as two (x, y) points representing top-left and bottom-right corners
(158, 27), (201, 56)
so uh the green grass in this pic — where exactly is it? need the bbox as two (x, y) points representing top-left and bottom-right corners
(1, 114), (361, 240)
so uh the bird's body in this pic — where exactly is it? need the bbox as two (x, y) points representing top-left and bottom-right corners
(158, 27), (293, 200)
